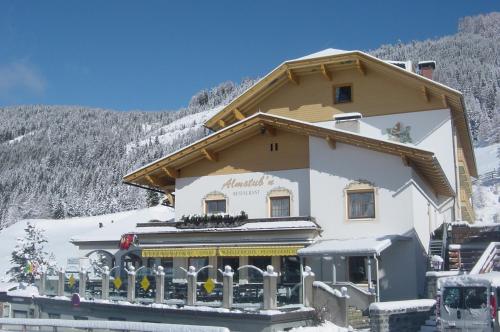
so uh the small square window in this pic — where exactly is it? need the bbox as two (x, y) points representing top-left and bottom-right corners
(347, 191), (375, 219)
(335, 85), (352, 104)
(270, 196), (290, 217)
(205, 199), (226, 214)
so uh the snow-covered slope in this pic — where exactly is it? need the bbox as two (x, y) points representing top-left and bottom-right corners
(473, 143), (499, 223)
(0, 205), (173, 281)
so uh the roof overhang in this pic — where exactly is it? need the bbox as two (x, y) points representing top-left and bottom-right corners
(297, 235), (410, 257)
(124, 113), (455, 197)
(203, 50), (477, 177)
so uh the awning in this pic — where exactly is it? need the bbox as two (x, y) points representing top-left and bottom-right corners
(297, 235), (408, 257)
(141, 245), (303, 258)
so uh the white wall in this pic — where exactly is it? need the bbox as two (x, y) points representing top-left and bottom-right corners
(309, 137), (415, 239)
(175, 169), (310, 220)
(317, 109), (456, 188)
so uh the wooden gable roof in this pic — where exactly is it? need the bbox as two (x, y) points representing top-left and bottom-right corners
(124, 113), (454, 197)
(203, 50), (477, 177)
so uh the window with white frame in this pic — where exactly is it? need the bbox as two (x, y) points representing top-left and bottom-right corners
(205, 199), (226, 214)
(345, 182), (376, 220)
(270, 196), (290, 217)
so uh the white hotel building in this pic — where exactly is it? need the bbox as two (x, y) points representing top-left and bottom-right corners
(72, 49), (477, 302)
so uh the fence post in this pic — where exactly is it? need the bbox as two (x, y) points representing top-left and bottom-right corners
(39, 272), (46, 296)
(127, 266), (136, 303)
(187, 266), (197, 306)
(303, 266), (315, 307)
(57, 268), (65, 296)
(101, 266), (110, 301)
(222, 265), (234, 309)
(79, 268), (87, 299)
(263, 265), (278, 310)
(155, 266), (165, 304)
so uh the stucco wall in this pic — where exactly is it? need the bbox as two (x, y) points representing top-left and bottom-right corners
(175, 169), (310, 220)
(308, 137), (414, 239)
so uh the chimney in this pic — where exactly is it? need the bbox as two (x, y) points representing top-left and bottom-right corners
(333, 112), (362, 133)
(418, 61), (436, 80)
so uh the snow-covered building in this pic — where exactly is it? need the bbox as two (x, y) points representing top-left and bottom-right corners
(73, 49), (477, 301)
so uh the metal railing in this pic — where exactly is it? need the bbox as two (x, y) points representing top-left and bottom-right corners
(470, 242), (500, 275)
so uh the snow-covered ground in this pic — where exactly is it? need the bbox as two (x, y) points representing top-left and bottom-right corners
(474, 143), (498, 175)
(473, 143), (499, 223)
(0, 205), (173, 281)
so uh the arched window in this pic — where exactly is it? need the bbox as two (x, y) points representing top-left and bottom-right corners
(344, 181), (377, 220)
(203, 192), (227, 215)
(267, 188), (292, 218)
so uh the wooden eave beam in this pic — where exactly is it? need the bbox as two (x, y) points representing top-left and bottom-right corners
(286, 69), (299, 85)
(162, 167), (178, 179)
(356, 59), (366, 75)
(402, 155), (410, 167)
(422, 86), (430, 102)
(201, 148), (218, 162)
(320, 64), (332, 81)
(233, 108), (245, 121)
(325, 136), (336, 149)
(218, 119), (226, 128)
(441, 94), (449, 108)
(144, 175), (155, 186)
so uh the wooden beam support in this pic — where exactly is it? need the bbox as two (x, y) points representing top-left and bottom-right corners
(145, 175), (155, 186)
(201, 148), (218, 162)
(325, 136), (336, 149)
(441, 94), (449, 108)
(402, 155), (410, 167)
(320, 64), (332, 81)
(356, 59), (366, 75)
(233, 108), (245, 121)
(218, 119), (226, 128)
(162, 167), (178, 179)
(286, 69), (299, 85)
(421, 86), (430, 102)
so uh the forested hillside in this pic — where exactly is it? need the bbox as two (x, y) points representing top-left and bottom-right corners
(0, 12), (498, 228)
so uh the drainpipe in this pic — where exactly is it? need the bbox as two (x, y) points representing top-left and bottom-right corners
(367, 256), (372, 292)
(332, 256), (337, 285)
(374, 255), (380, 302)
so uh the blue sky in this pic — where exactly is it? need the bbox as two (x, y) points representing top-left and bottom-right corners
(0, 1), (498, 111)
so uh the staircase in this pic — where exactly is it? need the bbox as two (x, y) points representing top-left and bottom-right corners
(419, 314), (438, 332)
(470, 242), (500, 274)
(448, 244), (487, 272)
(348, 306), (370, 330)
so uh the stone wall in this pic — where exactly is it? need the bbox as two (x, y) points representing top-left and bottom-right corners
(369, 299), (435, 332)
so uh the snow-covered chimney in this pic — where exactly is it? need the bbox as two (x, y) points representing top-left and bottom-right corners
(418, 61), (436, 80)
(333, 112), (362, 133)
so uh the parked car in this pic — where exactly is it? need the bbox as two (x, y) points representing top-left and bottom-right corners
(437, 272), (500, 332)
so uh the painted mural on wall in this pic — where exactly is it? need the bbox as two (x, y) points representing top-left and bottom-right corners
(386, 122), (412, 143)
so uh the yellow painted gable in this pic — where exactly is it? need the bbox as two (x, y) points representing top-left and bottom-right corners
(179, 129), (309, 178)
(248, 68), (445, 123)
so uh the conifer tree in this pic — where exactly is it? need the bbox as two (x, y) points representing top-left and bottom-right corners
(8, 222), (53, 283)
(146, 190), (160, 207)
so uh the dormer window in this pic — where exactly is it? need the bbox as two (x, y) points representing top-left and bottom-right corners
(334, 85), (352, 104)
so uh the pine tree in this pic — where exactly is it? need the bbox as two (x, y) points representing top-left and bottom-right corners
(8, 222), (53, 283)
(146, 190), (160, 207)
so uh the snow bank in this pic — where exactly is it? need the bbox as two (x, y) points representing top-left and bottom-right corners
(289, 320), (348, 332)
(7, 285), (39, 297)
(0, 206), (173, 280)
(369, 299), (436, 312)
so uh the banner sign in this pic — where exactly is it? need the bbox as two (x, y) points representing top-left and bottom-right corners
(141, 246), (302, 258)
(142, 248), (217, 258)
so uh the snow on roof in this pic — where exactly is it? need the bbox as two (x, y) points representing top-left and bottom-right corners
(440, 272), (500, 288)
(7, 284), (39, 297)
(369, 299), (436, 312)
(292, 48), (350, 61)
(0, 206), (173, 280)
(297, 235), (408, 257)
(0, 282), (18, 292)
(74, 220), (319, 242)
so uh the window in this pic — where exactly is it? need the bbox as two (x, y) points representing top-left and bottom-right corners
(205, 199), (226, 214)
(347, 191), (375, 219)
(270, 196), (290, 217)
(334, 85), (352, 104)
(442, 286), (488, 309)
(249, 257), (272, 283)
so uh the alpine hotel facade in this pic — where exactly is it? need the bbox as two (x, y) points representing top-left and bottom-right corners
(73, 49), (477, 301)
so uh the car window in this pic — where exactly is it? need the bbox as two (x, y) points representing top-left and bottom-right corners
(443, 287), (461, 309)
(464, 287), (488, 309)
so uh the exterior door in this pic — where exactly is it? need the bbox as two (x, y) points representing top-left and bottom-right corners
(348, 256), (367, 283)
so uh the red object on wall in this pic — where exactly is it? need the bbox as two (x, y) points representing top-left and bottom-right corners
(119, 234), (136, 250)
